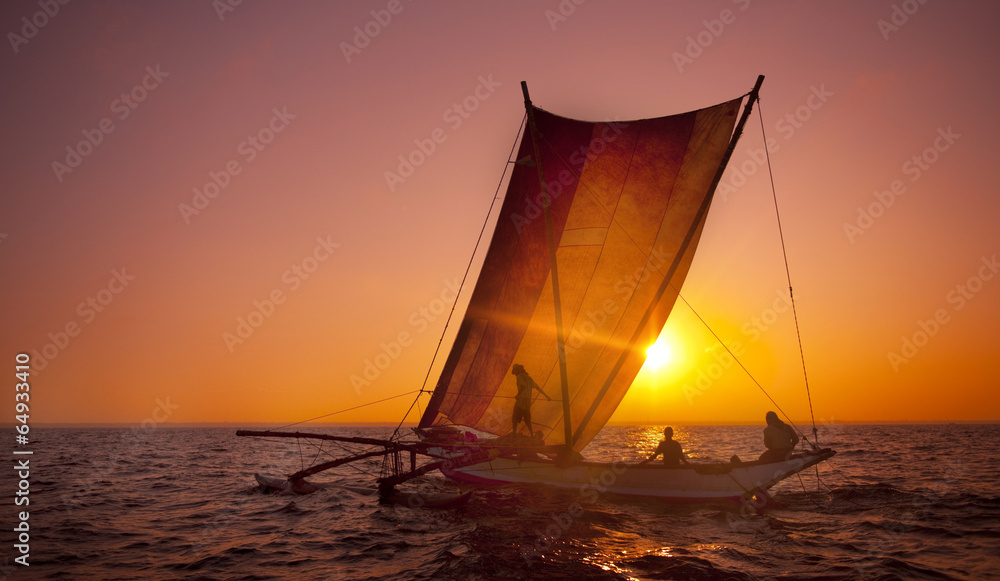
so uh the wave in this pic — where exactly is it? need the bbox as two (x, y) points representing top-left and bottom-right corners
(22, 425), (1000, 580)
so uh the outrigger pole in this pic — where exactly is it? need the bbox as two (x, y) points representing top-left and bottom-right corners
(235, 429), (507, 493)
(236, 429), (426, 452)
(521, 81), (574, 454)
(236, 429), (425, 487)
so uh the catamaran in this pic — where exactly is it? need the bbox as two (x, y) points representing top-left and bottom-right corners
(238, 76), (835, 504)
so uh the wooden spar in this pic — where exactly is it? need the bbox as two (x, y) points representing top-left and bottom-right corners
(716, 75), (766, 185)
(235, 429), (426, 453)
(245, 426), (563, 493)
(287, 449), (393, 481)
(377, 460), (446, 492)
(376, 447), (502, 492)
(571, 75), (766, 445)
(238, 429), (559, 454)
(243, 426), (549, 488)
(521, 81), (573, 452)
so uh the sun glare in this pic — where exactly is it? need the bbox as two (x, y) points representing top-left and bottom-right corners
(646, 339), (673, 369)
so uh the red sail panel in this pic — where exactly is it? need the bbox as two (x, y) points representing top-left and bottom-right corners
(419, 98), (742, 450)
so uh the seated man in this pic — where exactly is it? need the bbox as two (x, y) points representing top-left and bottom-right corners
(758, 410), (800, 462)
(640, 427), (690, 467)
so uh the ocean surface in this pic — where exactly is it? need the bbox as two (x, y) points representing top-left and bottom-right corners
(5, 424), (999, 580)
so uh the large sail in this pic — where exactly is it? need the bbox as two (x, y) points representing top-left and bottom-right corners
(419, 94), (743, 450)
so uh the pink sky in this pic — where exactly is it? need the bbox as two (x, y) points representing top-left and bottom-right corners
(2, 0), (998, 426)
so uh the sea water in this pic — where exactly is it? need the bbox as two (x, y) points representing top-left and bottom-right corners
(5, 424), (998, 580)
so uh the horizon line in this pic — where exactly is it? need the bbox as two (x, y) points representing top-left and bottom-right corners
(6, 419), (998, 429)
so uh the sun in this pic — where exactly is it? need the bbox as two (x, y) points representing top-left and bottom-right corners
(636, 325), (694, 386)
(645, 338), (673, 370)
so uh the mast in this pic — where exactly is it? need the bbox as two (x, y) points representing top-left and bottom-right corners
(571, 75), (766, 445)
(520, 81), (573, 450)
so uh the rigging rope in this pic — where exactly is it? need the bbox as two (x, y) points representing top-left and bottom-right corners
(672, 288), (815, 448)
(296, 436), (382, 479)
(305, 441), (325, 472)
(267, 119), (530, 442)
(756, 99), (819, 447)
(388, 114), (528, 442)
(274, 389), (420, 431)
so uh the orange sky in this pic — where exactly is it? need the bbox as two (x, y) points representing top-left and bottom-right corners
(2, 1), (998, 426)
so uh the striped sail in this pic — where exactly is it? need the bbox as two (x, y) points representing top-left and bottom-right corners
(419, 96), (743, 451)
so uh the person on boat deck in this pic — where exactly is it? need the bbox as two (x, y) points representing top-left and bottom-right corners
(640, 427), (689, 467)
(511, 364), (550, 435)
(759, 411), (800, 462)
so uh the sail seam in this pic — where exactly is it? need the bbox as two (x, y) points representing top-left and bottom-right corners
(536, 106), (734, 447)
(606, 120), (643, 228)
(570, 95), (751, 445)
(570, 109), (722, 445)
(539, 132), (650, 256)
(539, 122), (649, 425)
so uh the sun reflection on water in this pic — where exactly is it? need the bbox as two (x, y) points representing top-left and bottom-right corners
(628, 425), (707, 460)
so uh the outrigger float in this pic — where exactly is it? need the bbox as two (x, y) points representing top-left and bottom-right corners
(238, 76), (835, 506)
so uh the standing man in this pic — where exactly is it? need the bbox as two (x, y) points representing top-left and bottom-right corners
(511, 364), (550, 435)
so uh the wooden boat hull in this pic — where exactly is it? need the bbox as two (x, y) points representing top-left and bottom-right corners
(441, 448), (835, 502)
